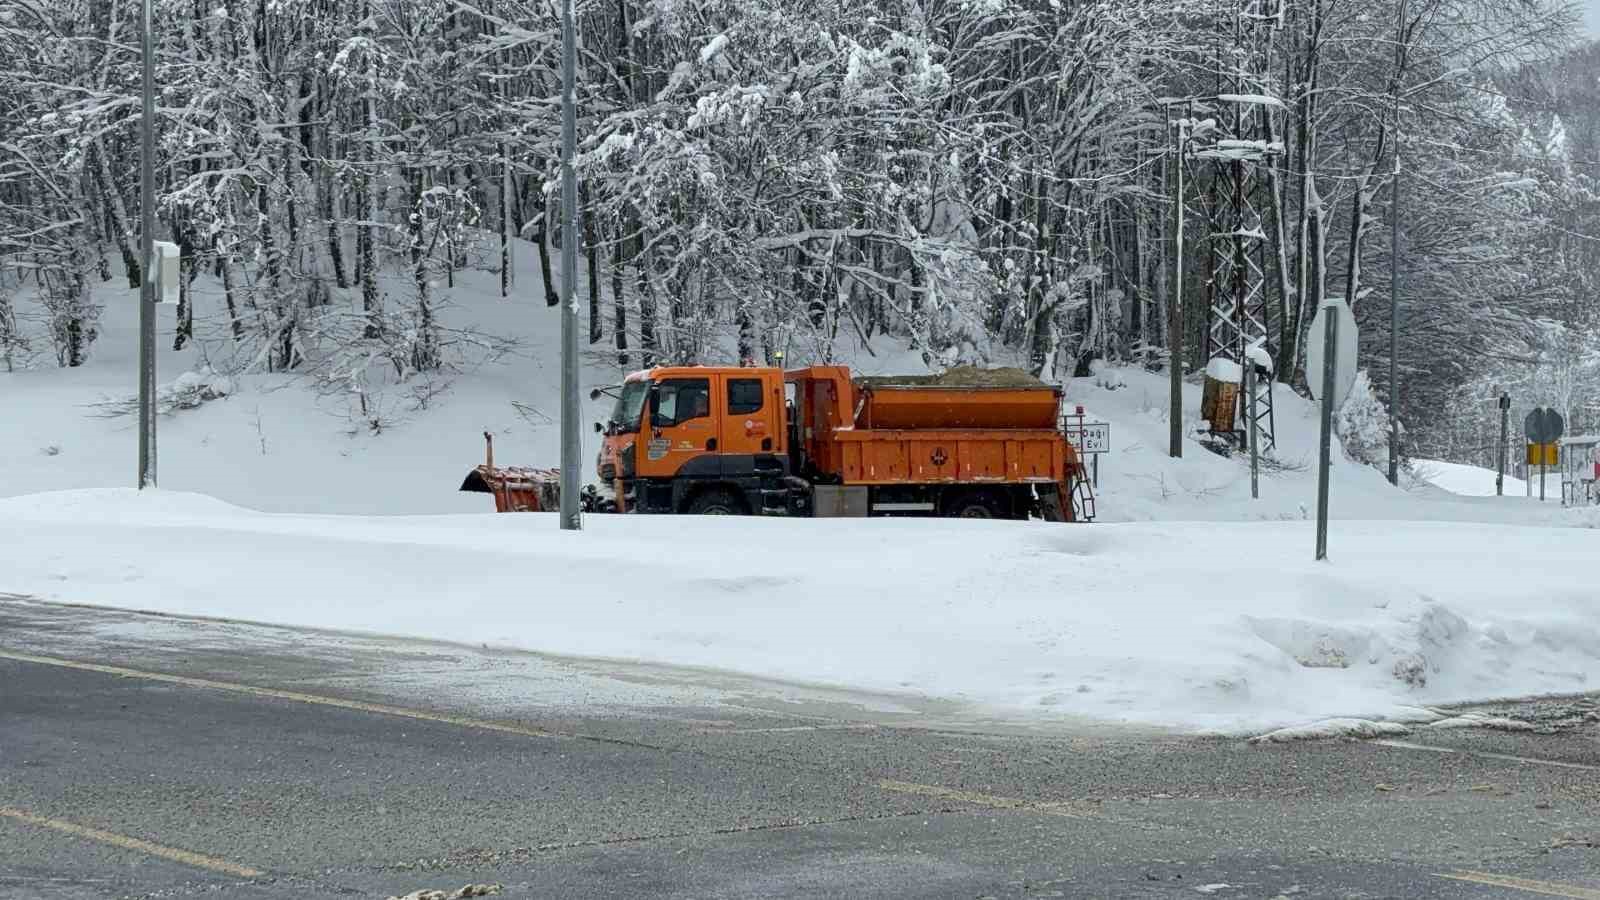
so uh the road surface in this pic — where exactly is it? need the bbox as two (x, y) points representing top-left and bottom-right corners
(2, 597), (1598, 899)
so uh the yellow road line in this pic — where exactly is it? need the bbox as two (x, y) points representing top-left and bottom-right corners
(0, 649), (564, 741)
(1437, 871), (1600, 899)
(710, 724), (879, 735)
(0, 807), (263, 878)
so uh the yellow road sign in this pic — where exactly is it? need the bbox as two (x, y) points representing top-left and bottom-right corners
(1526, 443), (1559, 466)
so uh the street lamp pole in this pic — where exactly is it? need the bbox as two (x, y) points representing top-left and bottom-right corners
(1170, 116), (1186, 460)
(138, 0), (157, 489)
(1387, 0), (1407, 486)
(558, 0), (582, 530)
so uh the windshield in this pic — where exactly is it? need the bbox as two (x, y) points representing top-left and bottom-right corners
(608, 380), (649, 434)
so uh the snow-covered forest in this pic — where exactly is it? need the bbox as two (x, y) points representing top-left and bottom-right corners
(0, 0), (1596, 460)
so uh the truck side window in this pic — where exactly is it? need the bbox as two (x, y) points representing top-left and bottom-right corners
(654, 379), (710, 428)
(728, 378), (763, 415)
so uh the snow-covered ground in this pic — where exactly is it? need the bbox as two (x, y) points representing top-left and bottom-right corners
(1, 488), (1596, 733)
(4, 239), (1597, 734)
(1414, 458), (1527, 497)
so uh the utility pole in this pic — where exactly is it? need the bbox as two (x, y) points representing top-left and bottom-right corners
(1496, 391), (1509, 497)
(1387, 0), (1407, 487)
(138, 0), (157, 489)
(1169, 117), (1186, 459)
(557, 0), (581, 531)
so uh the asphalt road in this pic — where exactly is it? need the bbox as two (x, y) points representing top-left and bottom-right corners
(2, 597), (1598, 900)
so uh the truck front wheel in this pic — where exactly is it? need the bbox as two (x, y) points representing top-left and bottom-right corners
(686, 488), (746, 516)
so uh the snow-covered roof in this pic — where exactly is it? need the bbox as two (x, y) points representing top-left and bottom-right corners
(1205, 357), (1243, 384)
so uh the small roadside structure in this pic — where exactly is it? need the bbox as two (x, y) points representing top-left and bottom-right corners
(1560, 434), (1600, 506)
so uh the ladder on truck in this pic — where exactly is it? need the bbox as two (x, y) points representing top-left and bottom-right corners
(1071, 475), (1097, 523)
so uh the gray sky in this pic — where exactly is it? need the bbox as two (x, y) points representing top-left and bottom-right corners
(1587, 0), (1600, 36)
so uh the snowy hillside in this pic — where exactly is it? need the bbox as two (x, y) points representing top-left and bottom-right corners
(3, 242), (1590, 528)
(0, 246), (939, 515)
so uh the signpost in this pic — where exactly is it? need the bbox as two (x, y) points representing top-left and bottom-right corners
(1311, 301), (1357, 561)
(1066, 423), (1111, 455)
(1063, 413), (1110, 489)
(1524, 407), (1565, 503)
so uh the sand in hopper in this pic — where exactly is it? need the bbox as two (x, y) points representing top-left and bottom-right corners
(854, 365), (1048, 389)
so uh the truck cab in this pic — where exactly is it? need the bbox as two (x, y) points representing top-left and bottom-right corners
(595, 366), (794, 515)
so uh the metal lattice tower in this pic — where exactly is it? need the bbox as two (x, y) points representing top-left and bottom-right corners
(1193, 0), (1282, 449)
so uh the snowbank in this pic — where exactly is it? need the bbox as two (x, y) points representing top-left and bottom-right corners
(1414, 458), (1527, 498)
(3, 489), (1596, 733)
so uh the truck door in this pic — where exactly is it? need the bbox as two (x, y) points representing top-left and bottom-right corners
(641, 376), (716, 477)
(720, 372), (782, 459)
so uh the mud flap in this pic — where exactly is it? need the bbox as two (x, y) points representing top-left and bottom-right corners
(1038, 485), (1070, 523)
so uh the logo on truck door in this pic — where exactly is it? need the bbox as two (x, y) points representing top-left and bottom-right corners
(647, 438), (670, 460)
(930, 447), (949, 466)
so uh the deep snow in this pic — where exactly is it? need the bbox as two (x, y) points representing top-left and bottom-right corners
(1414, 458), (1528, 498)
(1, 488), (1596, 732)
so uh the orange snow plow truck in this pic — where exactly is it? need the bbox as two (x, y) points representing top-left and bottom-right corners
(463, 365), (1095, 522)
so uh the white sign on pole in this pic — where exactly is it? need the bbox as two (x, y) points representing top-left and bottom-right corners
(1306, 301), (1358, 405)
(153, 240), (181, 305)
(1067, 423), (1111, 454)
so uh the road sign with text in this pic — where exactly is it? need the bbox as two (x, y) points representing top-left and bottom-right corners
(1067, 423), (1111, 455)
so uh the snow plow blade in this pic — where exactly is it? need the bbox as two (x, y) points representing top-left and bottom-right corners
(461, 464), (562, 512)
(462, 432), (562, 513)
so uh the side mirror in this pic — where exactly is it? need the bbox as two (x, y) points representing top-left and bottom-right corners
(588, 388), (604, 401)
(647, 384), (664, 429)
(592, 421), (603, 434)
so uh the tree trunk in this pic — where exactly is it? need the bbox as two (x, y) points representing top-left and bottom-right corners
(612, 237), (629, 367)
(217, 234), (244, 341)
(259, 182), (295, 371)
(636, 249), (657, 366)
(531, 186), (558, 307)
(585, 187), (601, 344)
(314, 71), (349, 290)
(359, 6), (380, 339)
(92, 143), (140, 288)
(500, 148), (513, 299)
(170, 213), (196, 350)
(408, 166), (436, 371)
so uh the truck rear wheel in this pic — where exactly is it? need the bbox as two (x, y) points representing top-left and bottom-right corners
(686, 488), (746, 516)
(944, 490), (1005, 519)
